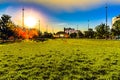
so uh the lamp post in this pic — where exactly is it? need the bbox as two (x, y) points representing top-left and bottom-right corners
(88, 20), (89, 30)
(22, 7), (24, 28)
(39, 20), (40, 33)
(52, 27), (54, 34)
(105, 4), (108, 28)
(105, 4), (108, 39)
(77, 25), (79, 38)
(46, 25), (48, 32)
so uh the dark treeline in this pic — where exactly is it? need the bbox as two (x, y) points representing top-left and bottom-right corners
(0, 14), (120, 42)
(64, 22), (119, 39)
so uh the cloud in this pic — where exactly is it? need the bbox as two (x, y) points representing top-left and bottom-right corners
(1, 0), (120, 12)
(23, 0), (120, 11)
(24, 0), (104, 11)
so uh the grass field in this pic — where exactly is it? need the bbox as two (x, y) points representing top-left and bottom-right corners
(0, 39), (120, 80)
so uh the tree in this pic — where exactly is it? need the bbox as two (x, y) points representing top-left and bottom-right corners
(95, 23), (110, 39)
(38, 31), (42, 38)
(14, 27), (39, 39)
(78, 30), (84, 38)
(28, 28), (39, 39)
(14, 26), (24, 39)
(41, 32), (53, 38)
(84, 28), (95, 38)
(0, 14), (15, 40)
(70, 33), (77, 38)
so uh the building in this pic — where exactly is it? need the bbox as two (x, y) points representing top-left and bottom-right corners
(112, 15), (120, 28)
(53, 31), (69, 38)
(64, 27), (78, 34)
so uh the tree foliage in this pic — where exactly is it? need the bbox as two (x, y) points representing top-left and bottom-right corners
(14, 27), (39, 39)
(78, 30), (84, 38)
(70, 33), (77, 38)
(40, 32), (53, 38)
(84, 28), (95, 38)
(0, 14), (39, 41)
(28, 29), (39, 39)
(95, 23), (110, 39)
(0, 14), (15, 40)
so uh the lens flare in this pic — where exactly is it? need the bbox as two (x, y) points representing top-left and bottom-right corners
(25, 16), (37, 28)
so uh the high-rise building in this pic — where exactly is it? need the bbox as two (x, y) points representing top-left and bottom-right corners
(112, 15), (120, 28)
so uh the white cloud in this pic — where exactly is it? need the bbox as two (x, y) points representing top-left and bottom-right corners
(1, 0), (120, 12)
(19, 0), (120, 11)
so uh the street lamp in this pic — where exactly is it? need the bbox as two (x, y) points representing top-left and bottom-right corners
(105, 4), (108, 28)
(88, 20), (89, 30)
(22, 7), (24, 28)
(38, 20), (40, 33)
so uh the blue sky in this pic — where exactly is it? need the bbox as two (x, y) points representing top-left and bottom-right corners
(0, 0), (120, 32)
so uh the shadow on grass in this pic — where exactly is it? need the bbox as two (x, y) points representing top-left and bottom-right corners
(0, 39), (22, 44)
(0, 38), (49, 44)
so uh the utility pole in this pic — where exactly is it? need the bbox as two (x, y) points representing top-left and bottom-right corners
(77, 25), (78, 30)
(77, 25), (79, 38)
(46, 25), (48, 32)
(39, 20), (40, 33)
(22, 7), (24, 28)
(88, 20), (89, 30)
(105, 4), (108, 39)
(52, 27), (54, 34)
(105, 4), (108, 28)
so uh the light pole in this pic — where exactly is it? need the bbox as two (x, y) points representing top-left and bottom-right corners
(46, 25), (48, 32)
(52, 26), (54, 34)
(105, 4), (108, 39)
(88, 20), (89, 30)
(77, 25), (79, 38)
(77, 25), (78, 30)
(105, 4), (108, 28)
(39, 20), (40, 33)
(22, 7), (24, 28)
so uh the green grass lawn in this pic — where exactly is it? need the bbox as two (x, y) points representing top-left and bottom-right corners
(0, 39), (120, 80)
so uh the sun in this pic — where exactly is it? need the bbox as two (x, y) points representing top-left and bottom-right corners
(25, 16), (37, 28)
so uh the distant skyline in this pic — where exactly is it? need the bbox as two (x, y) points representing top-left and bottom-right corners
(1, 0), (120, 32)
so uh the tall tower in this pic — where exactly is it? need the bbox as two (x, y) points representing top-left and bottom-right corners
(105, 4), (108, 27)
(76, 25), (79, 38)
(46, 25), (48, 32)
(22, 7), (24, 28)
(39, 20), (40, 33)
(88, 20), (89, 30)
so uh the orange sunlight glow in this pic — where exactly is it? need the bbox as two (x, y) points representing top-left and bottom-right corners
(13, 8), (47, 31)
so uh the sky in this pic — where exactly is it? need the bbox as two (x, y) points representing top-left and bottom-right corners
(1, 0), (120, 32)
